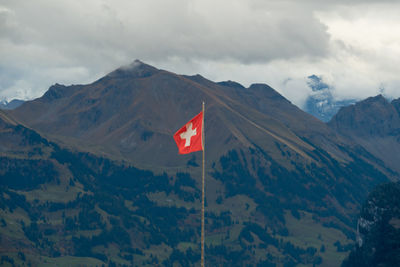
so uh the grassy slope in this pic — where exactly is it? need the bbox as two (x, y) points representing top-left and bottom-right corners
(0, 105), (387, 266)
(0, 156), (355, 267)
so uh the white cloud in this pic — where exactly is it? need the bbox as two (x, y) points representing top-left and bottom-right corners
(0, 0), (399, 107)
(313, 4), (400, 100)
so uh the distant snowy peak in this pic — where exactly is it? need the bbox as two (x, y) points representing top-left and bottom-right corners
(304, 75), (356, 122)
(0, 99), (25, 110)
(307, 74), (330, 92)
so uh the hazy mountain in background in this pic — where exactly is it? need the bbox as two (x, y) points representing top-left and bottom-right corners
(1, 60), (398, 266)
(329, 95), (400, 174)
(0, 99), (25, 110)
(304, 75), (356, 122)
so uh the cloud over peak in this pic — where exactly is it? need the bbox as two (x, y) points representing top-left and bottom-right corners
(0, 0), (400, 107)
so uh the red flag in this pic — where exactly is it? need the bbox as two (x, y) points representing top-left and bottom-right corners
(173, 111), (203, 154)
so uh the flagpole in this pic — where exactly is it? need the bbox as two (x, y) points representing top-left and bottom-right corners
(201, 101), (205, 267)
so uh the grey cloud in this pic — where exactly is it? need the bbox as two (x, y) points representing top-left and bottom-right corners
(0, 0), (399, 105)
(1, 0), (331, 63)
(0, 7), (23, 43)
(0, 0), (334, 100)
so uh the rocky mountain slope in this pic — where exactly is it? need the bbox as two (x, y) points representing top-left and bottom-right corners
(342, 182), (400, 266)
(329, 95), (400, 173)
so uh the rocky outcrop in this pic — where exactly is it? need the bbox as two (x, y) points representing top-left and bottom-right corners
(343, 182), (400, 266)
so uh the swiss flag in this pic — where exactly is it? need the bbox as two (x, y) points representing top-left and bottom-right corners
(173, 111), (203, 154)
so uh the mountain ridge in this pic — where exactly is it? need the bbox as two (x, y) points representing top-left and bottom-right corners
(0, 99), (25, 110)
(9, 60), (328, 168)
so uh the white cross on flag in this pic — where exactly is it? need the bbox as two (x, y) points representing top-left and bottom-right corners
(173, 111), (203, 154)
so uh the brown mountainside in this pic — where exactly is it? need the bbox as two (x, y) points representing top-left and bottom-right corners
(11, 60), (350, 170)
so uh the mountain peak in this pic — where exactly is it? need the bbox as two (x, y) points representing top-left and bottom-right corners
(307, 74), (330, 92)
(106, 59), (159, 79)
(217, 80), (245, 90)
(248, 83), (289, 103)
(363, 94), (388, 105)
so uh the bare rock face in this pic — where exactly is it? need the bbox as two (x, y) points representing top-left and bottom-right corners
(343, 182), (400, 267)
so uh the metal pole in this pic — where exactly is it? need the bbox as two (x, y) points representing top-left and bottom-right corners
(201, 101), (205, 267)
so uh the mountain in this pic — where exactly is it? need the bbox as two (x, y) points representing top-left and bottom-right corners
(8, 62), (376, 170)
(342, 182), (400, 266)
(10, 60), (327, 168)
(304, 75), (356, 122)
(0, 99), (25, 110)
(328, 95), (400, 173)
(1, 60), (397, 266)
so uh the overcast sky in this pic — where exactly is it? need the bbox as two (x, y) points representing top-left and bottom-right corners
(1, 0), (400, 108)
